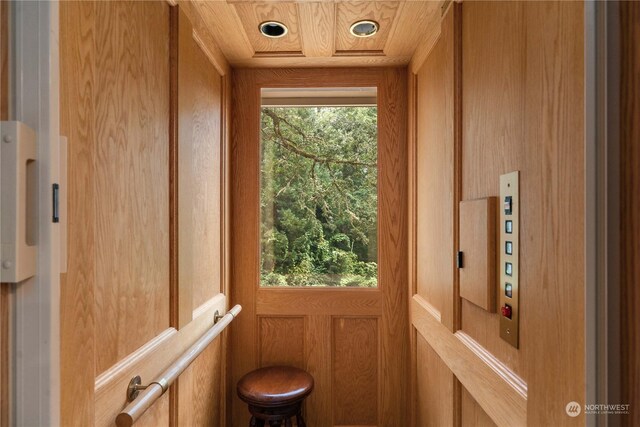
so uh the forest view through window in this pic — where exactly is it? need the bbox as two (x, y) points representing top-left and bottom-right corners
(260, 88), (378, 287)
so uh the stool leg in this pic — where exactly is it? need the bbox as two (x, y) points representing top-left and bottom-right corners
(284, 417), (292, 427)
(250, 416), (257, 427)
(295, 411), (306, 427)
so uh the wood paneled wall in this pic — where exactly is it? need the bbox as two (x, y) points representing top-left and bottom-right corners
(60, 2), (229, 425)
(410, 1), (585, 425)
(620, 2), (640, 425)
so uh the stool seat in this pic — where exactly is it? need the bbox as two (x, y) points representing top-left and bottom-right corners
(237, 366), (314, 407)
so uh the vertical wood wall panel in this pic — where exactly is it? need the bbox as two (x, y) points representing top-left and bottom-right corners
(411, 1), (584, 425)
(462, 1), (585, 424)
(61, 2), (228, 425)
(461, 386), (497, 427)
(175, 7), (227, 426)
(92, 1), (170, 375)
(178, 339), (223, 426)
(332, 317), (378, 426)
(415, 6), (456, 327)
(415, 333), (454, 427)
(60, 1), (97, 424)
(177, 8), (223, 312)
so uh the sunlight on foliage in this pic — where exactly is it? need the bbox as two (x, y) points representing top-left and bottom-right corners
(260, 106), (378, 287)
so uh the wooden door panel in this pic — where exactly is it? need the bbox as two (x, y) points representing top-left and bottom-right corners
(258, 317), (305, 368)
(332, 317), (379, 426)
(231, 68), (408, 426)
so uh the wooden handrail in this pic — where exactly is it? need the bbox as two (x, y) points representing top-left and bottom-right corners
(115, 305), (242, 427)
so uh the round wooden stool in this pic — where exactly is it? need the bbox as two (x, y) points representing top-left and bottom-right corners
(237, 366), (314, 427)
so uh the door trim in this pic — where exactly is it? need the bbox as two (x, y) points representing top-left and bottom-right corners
(10, 1), (61, 425)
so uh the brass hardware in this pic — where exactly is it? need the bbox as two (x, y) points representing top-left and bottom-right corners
(127, 376), (144, 402)
(499, 171), (520, 348)
(213, 310), (223, 324)
(126, 376), (170, 402)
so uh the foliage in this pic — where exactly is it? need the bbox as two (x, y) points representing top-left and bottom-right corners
(260, 106), (378, 287)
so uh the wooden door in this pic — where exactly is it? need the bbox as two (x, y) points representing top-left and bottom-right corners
(60, 3), (230, 425)
(230, 68), (408, 426)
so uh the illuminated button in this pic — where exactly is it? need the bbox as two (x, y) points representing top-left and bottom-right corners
(501, 305), (512, 319)
(505, 241), (513, 255)
(504, 196), (513, 215)
(505, 283), (513, 298)
(505, 220), (513, 234)
(505, 262), (513, 276)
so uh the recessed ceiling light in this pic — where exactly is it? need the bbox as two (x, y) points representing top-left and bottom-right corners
(259, 21), (288, 38)
(349, 20), (379, 38)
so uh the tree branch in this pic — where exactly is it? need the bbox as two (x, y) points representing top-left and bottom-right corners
(262, 108), (377, 168)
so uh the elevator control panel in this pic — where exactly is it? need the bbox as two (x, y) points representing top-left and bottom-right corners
(499, 171), (520, 348)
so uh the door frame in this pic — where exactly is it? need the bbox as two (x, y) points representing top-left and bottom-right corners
(230, 67), (409, 426)
(7, 1), (61, 425)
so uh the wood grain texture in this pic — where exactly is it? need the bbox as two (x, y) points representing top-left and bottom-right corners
(412, 295), (527, 427)
(459, 198), (497, 312)
(461, 3), (585, 424)
(620, 3), (640, 425)
(298, 2), (334, 57)
(388, 1), (440, 61)
(332, 317), (378, 426)
(61, 2), (229, 426)
(415, 3), (456, 330)
(190, 0), (255, 61)
(178, 7), (223, 312)
(92, 0), (170, 375)
(230, 68), (261, 426)
(178, 338), (223, 427)
(415, 332), (454, 427)
(304, 315), (332, 427)
(406, 68), (418, 427)
(256, 288), (381, 316)
(182, 1), (441, 68)
(234, 2), (303, 54)
(94, 295), (227, 426)
(334, 1), (398, 54)
(178, 1), (230, 76)
(377, 66), (409, 427)
(60, 1), (98, 424)
(462, 386), (497, 427)
(231, 67), (408, 426)
(259, 317), (305, 369)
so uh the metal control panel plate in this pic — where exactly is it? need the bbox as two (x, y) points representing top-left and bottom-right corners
(499, 171), (519, 348)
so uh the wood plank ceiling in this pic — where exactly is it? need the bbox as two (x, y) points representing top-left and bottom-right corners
(181, 0), (443, 68)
